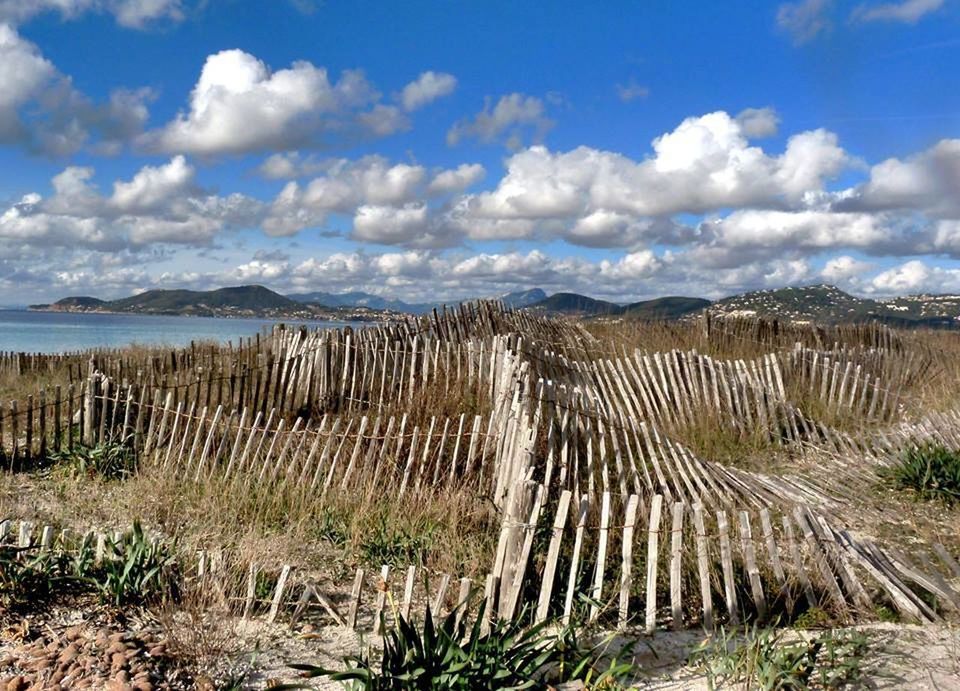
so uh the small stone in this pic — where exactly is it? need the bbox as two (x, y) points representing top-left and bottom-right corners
(65, 627), (83, 642)
(27, 657), (51, 673)
(106, 642), (127, 656)
(59, 644), (80, 664)
(5, 677), (27, 691)
(146, 644), (165, 658)
(110, 652), (127, 671)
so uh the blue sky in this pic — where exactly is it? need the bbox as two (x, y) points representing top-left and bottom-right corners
(1, 0), (959, 304)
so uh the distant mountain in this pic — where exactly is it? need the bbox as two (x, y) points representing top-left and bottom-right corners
(500, 288), (547, 308)
(31, 285), (387, 320)
(710, 284), (960, 327)
(108, 286), (299, 313)
(530, 292), (622, 315)
(528, 292), (710, 319)
(623, 296), (712, 319)
(41, 296), (106, 310)
(287, 290), (434, 314)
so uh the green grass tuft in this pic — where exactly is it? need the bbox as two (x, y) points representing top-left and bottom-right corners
(880, 443), (960, 504)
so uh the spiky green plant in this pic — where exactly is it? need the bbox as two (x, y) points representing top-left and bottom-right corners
(94, 521), (179, 606)
(282, 601), (639, 690)
(692, 624), (871, 690)
(51, 441), (137, 481)
(282, 603), (558, 690)
(880, 443), (960, 504)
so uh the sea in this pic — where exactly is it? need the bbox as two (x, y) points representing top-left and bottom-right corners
(0, 310), (364, 354)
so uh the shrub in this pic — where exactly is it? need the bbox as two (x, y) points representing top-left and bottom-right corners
(95, 521), (179, 606)
(692, 624), (871, 690)
(0, 546), (60, 607)
(358, 514), (438, 567)
(0, 525), (175, 610)
(550, 623), (638, 689)
(879, 443), (960, 504)
(286, 603), (554, 689)
(282, 603), (637, 690)
(51, 441), (137, 481)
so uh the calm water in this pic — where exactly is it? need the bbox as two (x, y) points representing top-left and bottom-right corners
(0, 310), (363, 353)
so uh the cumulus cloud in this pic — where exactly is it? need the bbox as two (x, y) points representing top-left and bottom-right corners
(870, 259), (933, 292)
(777, 0), (832, 44)
(851, 0), (943, 23)
(836, 139), (960, 218)
(400, 71), (457, 111)
(256, 152), (328, 180)
(0, 0), (183, 28)
(446, 93), (553, 148)
(144, 51), (454, 157)
(0, 158), (263, 253)
(0, 24), (152, 155)
(426, 163), (485, 194)
(261, 156), (485, 239)
(735, 107), (780, 138)
(456, 112), (849, 233)
(141, 50), (384, 156)
(9, 103), (960, 303)
(821, 255), (875, 282)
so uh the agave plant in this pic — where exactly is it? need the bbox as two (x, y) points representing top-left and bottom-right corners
(284, 602), (558, 690)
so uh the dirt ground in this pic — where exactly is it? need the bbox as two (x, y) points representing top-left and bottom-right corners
(3, 598), (959, 689)
(238, 620), (960, 689)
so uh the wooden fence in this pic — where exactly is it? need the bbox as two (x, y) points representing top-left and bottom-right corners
(3, 302), (960, 635)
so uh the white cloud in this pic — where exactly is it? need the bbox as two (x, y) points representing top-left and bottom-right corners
(256, 152), (329, 180)
(400, 71), (457, 111)
(0, 24), (152, 155)
(821, 255), (875, 282)
(261, 155), (482, 239)
(351, 203), (451, 248)
(870, 260), (933, 293)
(358, 104), (410, 136)
(0, 0), (182, 28)
(426, 163), (485, 194)
(110, 0), (182, 28)
(851, 0), (943, 23)
(735, 107), (780, 138)
(615, 80), (649, 103)
(109, 155), (195, 213)
(777, 0), (832, 44)
(457, 112), (849, 231)
(598, 250), (661, 279)
(142, 49), (385, 155)
(0, 158), (263, 252)
(447, 93), (553, 148)
(837, 139), (960, 218)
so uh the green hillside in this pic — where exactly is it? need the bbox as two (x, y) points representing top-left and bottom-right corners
(107, 285), (299, 313)
(623, 296), (711, 319)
